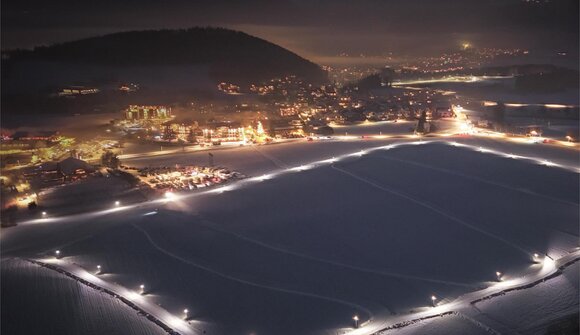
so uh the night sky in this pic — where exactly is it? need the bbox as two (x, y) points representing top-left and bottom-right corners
(2, 0), (578, 62)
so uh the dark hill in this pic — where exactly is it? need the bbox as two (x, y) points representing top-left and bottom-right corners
(5, 27), (327, 87)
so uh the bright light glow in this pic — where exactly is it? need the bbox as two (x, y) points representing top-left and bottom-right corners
(127, 291), (143, 301)
(42, 211), (47, 216)
(290, 165), (312, 172)
(320, 157), (338, 164)
(115, 201), (120, 206)
(183, 309), (189, 314)
(55, 250), (60, 255)
(545, 104), (567, 109)
(353, 315), (359, 321)
(213, 185), (233, 193)
(164, 191), (177, 200)
(350, 150), (367, 157)
(431, 295), (437, 301)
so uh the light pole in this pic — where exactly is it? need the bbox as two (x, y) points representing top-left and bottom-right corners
(42, 211), (47, 217)
(183, 309), (189, 320)
(115, 201), (120, 206)
(140, 284), (145, 295)
(96, 265), (101, 274)
(352, 315), (359, 328)
(496, 271), (502, 282)
(431, 295), (437, 307)
(55, 250), (61, 259)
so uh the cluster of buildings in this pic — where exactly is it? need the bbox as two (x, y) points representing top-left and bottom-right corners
(58, 86), (100, 97)
(217, 82), (241, 94)
(124, 105), (172, 120)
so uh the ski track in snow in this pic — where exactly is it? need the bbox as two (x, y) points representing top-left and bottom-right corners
(380, 155), (578, 208)
(452, 311), (503, 335)
(192, 216), (477, 288)
(252, 146), (290, 169)
(330, 164), (533, 257)
(130, 222), (374, 318)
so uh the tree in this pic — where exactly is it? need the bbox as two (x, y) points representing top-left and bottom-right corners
(1, 205), (18, 227)
(101, 151), (120, 169)
(491, 102), (506, 131)
(415, 110), (427, 134)
(163, 125), (176, 141)
(187, 129), (197, 144)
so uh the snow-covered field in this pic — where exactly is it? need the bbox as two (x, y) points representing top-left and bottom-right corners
(0, 258), (167, 335)
(1, 138), (578, 335)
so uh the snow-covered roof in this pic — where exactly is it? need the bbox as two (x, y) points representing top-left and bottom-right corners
(57, 157), (94, 175)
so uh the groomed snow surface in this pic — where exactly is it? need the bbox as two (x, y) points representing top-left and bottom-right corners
(1, 140), (578, 335)
(0, 258), (167, 335)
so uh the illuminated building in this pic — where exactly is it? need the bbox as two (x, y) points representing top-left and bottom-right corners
(58, 86), (100, 96)
(124, 105), (172, 120)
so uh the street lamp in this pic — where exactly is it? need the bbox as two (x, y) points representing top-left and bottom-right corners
(140, 284), (145, 294)
(496, 271), (502, 281)
(115, 201), (120, 206)
(533, 253), (542, 263)
(55, 250), (61, 259)
(352, 315), (359, 328)
(183, 308), (189, 320)
(96, 265), (101, 274)
(42, 211), (47, 217)
(431, 295), (437, 307)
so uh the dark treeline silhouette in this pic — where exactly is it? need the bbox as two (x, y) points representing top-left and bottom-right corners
(6, 27), (328, 85)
